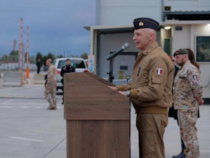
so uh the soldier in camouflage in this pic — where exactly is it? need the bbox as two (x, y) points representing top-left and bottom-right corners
(173, 49), (204, 158)
(45, 59), (57, 110)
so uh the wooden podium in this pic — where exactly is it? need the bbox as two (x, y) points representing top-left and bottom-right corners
(64, 72), (130, 158)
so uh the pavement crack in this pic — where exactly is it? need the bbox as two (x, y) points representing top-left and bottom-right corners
(42, 137), (66, 158)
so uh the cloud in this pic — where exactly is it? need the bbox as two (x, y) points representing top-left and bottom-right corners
(66, 35), (90, 45)
(0, 0), (95, 57)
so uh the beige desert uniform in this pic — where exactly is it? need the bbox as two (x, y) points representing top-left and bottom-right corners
(45, 64), (57, 108)
(173, 61), (203, 158)
(117, 42), (175, 158)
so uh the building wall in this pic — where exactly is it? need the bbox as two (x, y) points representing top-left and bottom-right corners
(96, 0), (163, 26)
(160, 29), (171, 53)
(164, 0), (210, 12)
(171, 25), (191, 53)
(98, 32), (161, 78)
(96, 0), (210, 26)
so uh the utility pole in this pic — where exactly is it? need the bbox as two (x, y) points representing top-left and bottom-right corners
(13, 39), (17, 51)
(26, 27), (30, 79)
(19, 18), (23, 72)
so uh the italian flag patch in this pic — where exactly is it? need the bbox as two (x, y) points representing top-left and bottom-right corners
(193, 75), (198, 80)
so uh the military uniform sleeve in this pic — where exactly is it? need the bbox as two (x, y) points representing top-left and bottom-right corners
(116, 83), (132, 91)
(47, 67), (52, 84)
(130, 57), (168, 101)
(187, 69), (203, 102)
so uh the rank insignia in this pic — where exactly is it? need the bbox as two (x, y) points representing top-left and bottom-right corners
(139, 22), (144, 26)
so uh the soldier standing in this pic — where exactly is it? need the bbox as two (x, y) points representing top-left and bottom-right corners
(45, 59), (57, 110)
(36, 59), (41, 74)
(109, 17), (175, 158)
(60, 59), (75, 104)
(173, 49), (204, 158)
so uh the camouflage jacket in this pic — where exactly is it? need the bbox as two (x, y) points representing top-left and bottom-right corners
(173, 61), (203, 110)
(47, 64), (57, 86)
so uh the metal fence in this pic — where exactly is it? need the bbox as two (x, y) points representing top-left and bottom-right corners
(0, 55), (37, 71)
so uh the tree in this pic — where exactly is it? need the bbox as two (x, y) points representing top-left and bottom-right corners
(9, 50), (19, 56)
(29, 56), (36, 64)
(1, 55), (8, 63)
(42, 52), (56, 67)
(80, 53), (88, 59)
(9, 50), (19, 62)
(47, 52), (56, 62)
(43, 56), (48, 67)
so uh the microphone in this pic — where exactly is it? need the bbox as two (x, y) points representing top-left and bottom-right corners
(106, 43), (129, 60)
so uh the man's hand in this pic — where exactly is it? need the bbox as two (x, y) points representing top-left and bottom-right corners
(108, 86), (117, 91)
(119, 91), (126, 96)
(199, 99), (204, 106)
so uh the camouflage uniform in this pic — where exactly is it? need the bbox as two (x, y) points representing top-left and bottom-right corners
(173, 61), (203, 158)
(45, 64), (57, 109)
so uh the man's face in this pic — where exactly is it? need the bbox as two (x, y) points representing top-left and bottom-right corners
(66, 60), (70, 66)
(133, 29), (150, 50)
(175, 55), (185, 66)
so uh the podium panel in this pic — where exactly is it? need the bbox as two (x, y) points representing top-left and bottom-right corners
(64, 72), (130, 158)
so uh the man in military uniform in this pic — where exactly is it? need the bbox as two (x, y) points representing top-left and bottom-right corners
(60, 59), (75, 104)
(36, 59), (41, 74)
(45, 59), (57, 110)
(173, 49), (204, 158)
(109, 18), (175, 158)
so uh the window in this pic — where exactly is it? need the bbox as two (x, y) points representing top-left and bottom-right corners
(57, 60), (86, 69)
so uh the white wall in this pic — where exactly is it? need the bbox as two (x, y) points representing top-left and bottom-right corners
(160, 28), (171, 53)
(171, 25), (191, 53)
(99, 33), (138, 78)
(164, 0), (210, 12)
(96, 0), (210, 26)
(96, 0), (163, 26)
(98, 32), (161, 78)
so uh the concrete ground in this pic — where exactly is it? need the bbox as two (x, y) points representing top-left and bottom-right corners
(0, 71), (209, 158)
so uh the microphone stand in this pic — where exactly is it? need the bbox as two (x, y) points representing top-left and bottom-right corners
(107, 56), (115, 83)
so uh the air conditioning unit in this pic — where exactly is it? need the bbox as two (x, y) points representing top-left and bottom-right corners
(164, 6), (171, 12)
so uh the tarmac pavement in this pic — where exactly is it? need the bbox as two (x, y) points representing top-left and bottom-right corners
(0, 71), (209, 158)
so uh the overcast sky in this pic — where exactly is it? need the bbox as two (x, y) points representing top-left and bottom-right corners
(0, 0), (95, 57)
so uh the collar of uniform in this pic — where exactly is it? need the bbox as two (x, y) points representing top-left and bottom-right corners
(182, 60), (191, 69)
(142, 42), (159, 56)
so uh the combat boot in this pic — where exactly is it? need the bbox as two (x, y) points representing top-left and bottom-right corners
(50, 106), (57, 110)
(172, 152), (185, 158)
(47, 104), (54, 110)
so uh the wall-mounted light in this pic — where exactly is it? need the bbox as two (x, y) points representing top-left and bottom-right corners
(164, 26), (171, 30)
(207, 24), (210, 26)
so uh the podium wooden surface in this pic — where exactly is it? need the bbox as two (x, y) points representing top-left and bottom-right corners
(64, 72), (130, 158)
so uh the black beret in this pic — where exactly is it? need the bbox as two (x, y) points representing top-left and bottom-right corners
(173, 49), (189, 57)
(66, 59), (70, 61)
(133, 17), (159, 31)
